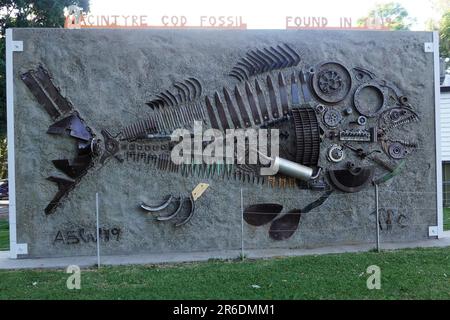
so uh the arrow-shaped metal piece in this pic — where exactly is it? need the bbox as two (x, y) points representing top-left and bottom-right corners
(255, 79), (270, 123)
(278, 72), (289, 117)
(299, 70), (312, 103)
(223, 87), (242, 129)
(244, 82), (262, 126)
(266, 75), (280, 119)
(234, 86), (252, 128)
(291, 72), (300, 107)
(213, 91), (230, 130)
(205, 96), (220, 129)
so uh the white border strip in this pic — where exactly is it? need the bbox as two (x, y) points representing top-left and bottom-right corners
(433, 31), (444, 238)
(5, 29), (18, 258)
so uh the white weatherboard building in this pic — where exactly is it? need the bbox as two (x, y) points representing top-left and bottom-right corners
(442, 80), (450, 207)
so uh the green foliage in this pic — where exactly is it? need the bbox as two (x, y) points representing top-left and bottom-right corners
(0, 0), (90, 34)
(0, 219), (8, 250)
(0, 1), (90, 175)
(0, 247), (449, 299)
(444, 207), (450, 230)
(357, 2), (414, 30)
(0, 138), (6, 179)
(440, 10), (450, 58)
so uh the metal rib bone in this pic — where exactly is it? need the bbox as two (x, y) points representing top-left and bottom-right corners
(156, 196), (183, 221)
(228, 44), (301, 81)
(270, 46), (289, 68)
(257, 49), (276, 69)
(278, 72), (290, 117)
(264, 48), (283, 68)
(234, 86), (252, 127)
(277, 45), (295, 67)
(245, 82), (262, 125)
(248, 50), (268, 73)
(283, 43), (301, 66)
(141, 195), (174, 212)
(156, 93), (171, 107)
(205, 96), (220, 129)
(267, 75), (280, 119)
(223, 87), (242, 129)
(229, 71), (244, 82)
(251, 50), (271, 71)
(188, 77), (202, 99)
(166, 90), (179, 105)
(232, 66), (249, 80)
(255, 79), (270, 122)
(175, 196), (196, 227)
(214, 91), (230, 130)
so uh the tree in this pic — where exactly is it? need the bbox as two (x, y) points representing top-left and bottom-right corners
(357, 2), (415, 30)
(440, 10), (450, 58)
(0, 0), (90, 138)
(424, 0), (450, 58)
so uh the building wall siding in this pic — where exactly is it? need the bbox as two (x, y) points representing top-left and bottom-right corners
(441, 92), (450, 161)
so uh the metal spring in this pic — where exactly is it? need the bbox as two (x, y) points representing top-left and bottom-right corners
(388, 139), (418, 149)
(384, 115), (419, 132)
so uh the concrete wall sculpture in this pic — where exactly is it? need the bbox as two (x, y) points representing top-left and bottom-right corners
(8, 29), (440, 258)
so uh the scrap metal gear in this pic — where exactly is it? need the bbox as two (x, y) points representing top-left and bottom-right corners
(353, 81), (388, 118)
(323, 108), (343, 128)
(318, 70), (343, 93)
(388, 142), (407, 159)
(327, 144), (345, 163)
(312, 62), (352, 103)
(291, 107), (320, 166)
(328, 166), (374, 193)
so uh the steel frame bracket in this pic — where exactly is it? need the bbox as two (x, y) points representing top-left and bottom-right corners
(424, 42), (433, 53)
(428, 226), (438, 237)
(6, 32), (28, 258)
(14, 243), (28, 255)
(11, 40), (23, 52)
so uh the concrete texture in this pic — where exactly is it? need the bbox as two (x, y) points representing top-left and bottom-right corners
(10, 29), (437, 259)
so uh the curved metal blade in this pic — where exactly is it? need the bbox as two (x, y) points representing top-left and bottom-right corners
(328, 167), (374, 193)
(269, 209), (301, 241)
(244, 203), (283, 226)
(175, 196), (196, 227)
(141, 195), (174, 212)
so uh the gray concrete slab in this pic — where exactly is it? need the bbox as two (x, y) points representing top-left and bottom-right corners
(0, 237), (449, 270)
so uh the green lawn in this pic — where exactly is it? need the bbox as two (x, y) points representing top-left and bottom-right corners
(0, 220), (8, 251)
(0, 247), (449, 299)
(444, 208), (450, 231)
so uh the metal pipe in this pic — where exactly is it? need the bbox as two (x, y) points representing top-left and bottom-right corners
(273, 157), (313, 181)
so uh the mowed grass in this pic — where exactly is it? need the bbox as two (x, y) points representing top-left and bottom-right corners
(0, 220), (8, 251)
(0, 247), (449, 300)
(444, 207), (450, 231)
